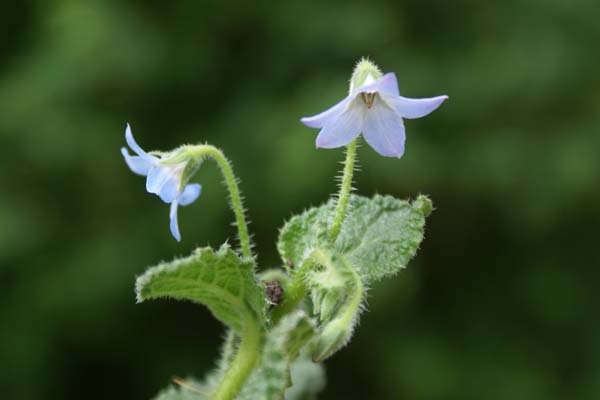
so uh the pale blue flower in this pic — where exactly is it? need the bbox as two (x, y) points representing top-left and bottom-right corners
(121, 124), (201, 241)
(301, 72), (448, 158)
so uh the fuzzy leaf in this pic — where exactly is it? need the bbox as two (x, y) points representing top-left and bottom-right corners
(278, 202), (333, 271)
(238, 311), (317, 400)
(278, 194), (431, 281)
(136, 245), (266, 332)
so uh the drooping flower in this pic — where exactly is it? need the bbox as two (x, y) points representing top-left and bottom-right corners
(301, 59), (448, 158)
(121, 124), (201, 241)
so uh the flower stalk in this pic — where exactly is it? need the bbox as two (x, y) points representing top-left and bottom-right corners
(186, 145), (253, 259)
(329, 139), (358, 241)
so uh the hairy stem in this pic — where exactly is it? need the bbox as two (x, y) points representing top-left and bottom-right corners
(210, 319), (261, 400)
(188, 145), (252, 258)
(329, 139), (358, 240)
(270, 259), (316, 324)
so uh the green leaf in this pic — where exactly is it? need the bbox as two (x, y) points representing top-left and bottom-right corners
(278, 194), (432, 281)
(277, 203), (333, 272)
(278, 195), (431, 360)
(238, 311), (317, 400)
(136, 244), (266, 333)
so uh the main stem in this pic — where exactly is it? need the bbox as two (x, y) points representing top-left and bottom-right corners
(189, 146), (252, 258)
(210, 319), (261, 400)
(329, 139), (358, 240)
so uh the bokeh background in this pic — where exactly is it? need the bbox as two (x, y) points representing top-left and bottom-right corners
(1, 1), (599, 399)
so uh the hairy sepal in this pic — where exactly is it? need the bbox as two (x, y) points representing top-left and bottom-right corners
(309, 249), (365, 362)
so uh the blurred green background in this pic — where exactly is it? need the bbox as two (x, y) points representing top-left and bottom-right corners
(1, 1), (598, 399)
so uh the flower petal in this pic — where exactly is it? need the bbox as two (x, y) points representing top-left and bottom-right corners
(169, 200), (181, 241)
(121, 147), (154, 176)
(146, 164), (183, 203)
(300, 95), (354, 129)
(362, 102), (406, 158)
(179, 183), (202, 206)
(125, 123), (156, 163)
(356, 73), (399, 96)
(315, 100), (364, 149)
(385, 94), (448, 119)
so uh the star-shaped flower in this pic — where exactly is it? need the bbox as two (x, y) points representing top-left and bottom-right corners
(121, 124), (201, 241)
(301, 63), (448, 158)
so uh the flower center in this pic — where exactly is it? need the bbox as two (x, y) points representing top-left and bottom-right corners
(360, 92), (376, 109)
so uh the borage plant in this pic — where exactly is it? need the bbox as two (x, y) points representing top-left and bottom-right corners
(122, 58), (447, 400)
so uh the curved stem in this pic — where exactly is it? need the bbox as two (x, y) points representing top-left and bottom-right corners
(329, 139), (358, 241)
(210, 319), (261, 400)
(187, 145), (252, 258)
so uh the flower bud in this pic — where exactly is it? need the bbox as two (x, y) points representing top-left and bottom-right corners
(312, 318), (351, 362)
(349, 57), (383, 93)
(412, 194), (433, 217)
(308, 250), (365, 362)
